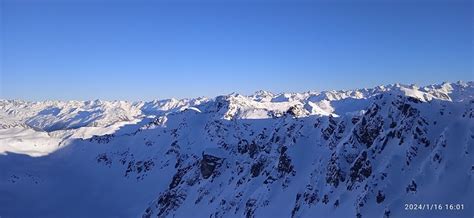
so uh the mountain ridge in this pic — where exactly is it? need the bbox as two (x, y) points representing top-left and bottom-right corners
(0, 81), (473, 218)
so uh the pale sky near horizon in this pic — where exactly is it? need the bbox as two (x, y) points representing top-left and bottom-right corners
(1, 0), (473, 100)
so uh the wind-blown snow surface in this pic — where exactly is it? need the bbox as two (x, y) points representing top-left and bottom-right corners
(0, 81), (473, 218)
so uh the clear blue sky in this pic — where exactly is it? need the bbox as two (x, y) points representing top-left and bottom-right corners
(1, 0), (473, 100)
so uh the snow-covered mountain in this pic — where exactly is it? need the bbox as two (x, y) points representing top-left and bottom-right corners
(0, 81), (473, 217)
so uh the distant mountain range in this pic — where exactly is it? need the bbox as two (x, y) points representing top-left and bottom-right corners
(1, 81), (473, 217)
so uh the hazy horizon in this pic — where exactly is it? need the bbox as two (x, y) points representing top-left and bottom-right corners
(0, 80), (472, 102)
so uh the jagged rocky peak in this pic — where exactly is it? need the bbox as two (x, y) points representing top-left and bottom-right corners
(286, 104), (309, 117)
(251, 90), (275, 102)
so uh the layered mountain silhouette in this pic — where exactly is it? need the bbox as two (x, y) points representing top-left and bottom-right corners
(1, 81), (473, 217)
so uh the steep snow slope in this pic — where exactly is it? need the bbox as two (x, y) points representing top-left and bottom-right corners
(0, 98), (206, 156)
(0, 81), (473, 218)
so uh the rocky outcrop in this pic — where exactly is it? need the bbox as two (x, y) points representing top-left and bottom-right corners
(200, 154), (223, 179)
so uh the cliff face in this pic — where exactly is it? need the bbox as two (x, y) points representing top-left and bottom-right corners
(141, 93), (473, 218)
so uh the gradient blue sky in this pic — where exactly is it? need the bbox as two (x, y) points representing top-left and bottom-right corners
(1, 0), (473, 100)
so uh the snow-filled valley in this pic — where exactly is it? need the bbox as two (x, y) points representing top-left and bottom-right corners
(0, 81), (473, 218)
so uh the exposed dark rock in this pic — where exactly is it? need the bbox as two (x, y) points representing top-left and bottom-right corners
(170, 166), (192, 189)
(250, 160), (265, 177)
(406, 180), (417, 193)
(96, 153), (112, 166)
(348, 151), (372, 190)
(390, 122), (397, 128)
(354, 115), (383, 148)
(397, 102), (419, 117)
(155, 190), (186, 217)
(303, 185), (319, 205)
(238, 139), (249, 154)
(322, 116), (337, 140)
(376, 190), (385, 203)
(406, 145), (418, 166)
(322, 194), (329, 204)
(433, 153), (442, 164)
(326, 154), (345, 188)
(248, 142), (259, 158)
(286, 105), (306, 117)
(123, 158), (155, 180)
(291, 193), (302, 218)
(277, 147), (295, 176)
(89, 134), (114, 144)
(235, 139), (259, 158)
(200, 154), (222, 179)
(334, 199), (340, 208)
(407, 96), (422, 103)
(352, 116), (361, 124)
(245, 199), (257, 218)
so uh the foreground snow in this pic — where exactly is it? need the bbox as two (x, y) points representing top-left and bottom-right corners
(0, 81), (473, 217)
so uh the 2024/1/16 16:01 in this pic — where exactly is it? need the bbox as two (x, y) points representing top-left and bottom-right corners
(405, 203), (465, 211)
